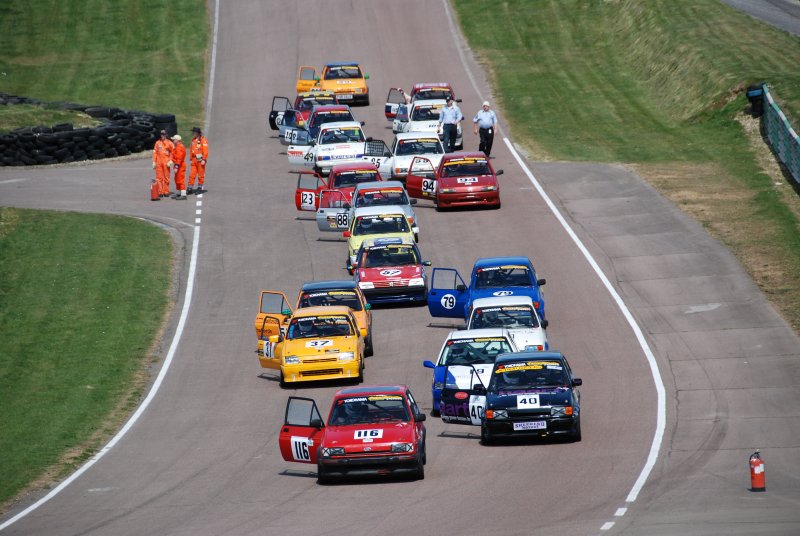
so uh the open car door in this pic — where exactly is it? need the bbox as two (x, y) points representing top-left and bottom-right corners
(406, 157), (437, 199)
(363, 139), (393, 176)
(296, 66), (318, 94)
(427, 268), (470, 319)
(294, 172), (326, 211)
(316, 189), (350, 232)
(288, 143), (313, 167)
(280, 122), (311, 147)
(392, 104), (410, 133)
(439, 364), (489, 426)
(279, 397), (325, 464)
(384, 88), (406, 120)
(255, 290), (293, 339)
(268, 96), (292, 131)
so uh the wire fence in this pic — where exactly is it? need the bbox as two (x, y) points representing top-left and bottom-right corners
(760, 84), (800, 185)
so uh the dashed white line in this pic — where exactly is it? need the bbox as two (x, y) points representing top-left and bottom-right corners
(601, 522), (615, 531)
(615, 507), (628, 516)
(195, 209), (202, 215)
(195, 218), (201, 224)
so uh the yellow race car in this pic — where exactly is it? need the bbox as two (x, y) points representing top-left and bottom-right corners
(343, 205), (416, 274)
(258, 306), (366, 387)
(296, 62), (370, 105)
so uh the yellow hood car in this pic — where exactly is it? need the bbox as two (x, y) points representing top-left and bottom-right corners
(343, 206), (416, 274)
(296, 62), (370, 106)
(258, 306), (366, 387)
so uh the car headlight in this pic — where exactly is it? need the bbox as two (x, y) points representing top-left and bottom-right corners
(391, 443), (414, 453)
(440, 188), (456, 193)
(358, 281), (374, 289)
(354, 88), (363, 93)
(284, 355), (300, 365)
(338, 352), (355, 362)
(408, 277), (425, 286)
(551, 406), (573, 416)
(486, 409), (507, 420)
(322, 447), (345, 457)
(433, 381), (444, 390)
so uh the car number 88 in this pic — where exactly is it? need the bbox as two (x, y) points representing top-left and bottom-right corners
(336, 213), (348, 227)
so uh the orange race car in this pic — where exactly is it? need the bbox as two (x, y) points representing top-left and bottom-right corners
(296, 62), (370, 105)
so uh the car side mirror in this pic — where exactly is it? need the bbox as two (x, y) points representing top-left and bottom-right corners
(282, 308), (292, 315)
(365, 74), (370, 80)
(537, 278), (546, 286)
(343, 231), (351, 238)
(268, 334), (280, 343)
(360, 327), (368, 338)
(542, 319), (549, 329)
(310, 418), (324, 429)
(496, 169), (504, 176)
(410, 199), (418, 205)
(314, 76), (320, 81)
(423, 261), (432, 266)
(309, 140), (316, 146)
(352, 263), (358, 269)
(364, 303), (371, 310)
(572, 378), (582, 387)
(456, 284), (467, 292)
(423, 360), (435, 369)
(456, 98), (463, 103)
(473, 385), (487, 395)
(360, 121), (365, 126)
(415, 413), (426, 422)
(343, 203), (351, 209)
(366, 136), (373, 142)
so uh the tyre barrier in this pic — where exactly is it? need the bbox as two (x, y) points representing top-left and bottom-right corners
(0, 92), (177, 166)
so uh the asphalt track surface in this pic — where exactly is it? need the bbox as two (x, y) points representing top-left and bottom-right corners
(1, 1), (799, 534)
(722, 0), (800, 36)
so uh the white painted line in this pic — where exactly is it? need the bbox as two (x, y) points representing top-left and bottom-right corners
(195, 209), (202, 215)
(204, 0), (220, 135)
(615, 507), (628, 516)
(197, 193), (204, 198)
(195, 218), (201, 224)
(600, 522), (615, 531)
(441, 0), (665, 512)
(0, 0), (220, 530)
(196, 201), (203, 206)
(0, 178), (27, 185)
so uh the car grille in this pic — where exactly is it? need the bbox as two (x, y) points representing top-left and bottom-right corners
(301, 368), (343, 377)
(374, 279), (410, 288)
(302, 357), (338, 364)
(508, 409), (551, 418)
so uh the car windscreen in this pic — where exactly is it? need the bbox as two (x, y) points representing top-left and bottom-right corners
(286, 315), (352, 339)
(414, 89), (453, 101)
(490, 361), (569, 390)
(470, 305), (539, 329)
(310, 109), (353, 128)
(474, 265), (533, 289)
(441, 157), (491, 177)
(333, 169), (380, 188)
(353, 214), (409, 236)
(329, 395), (410, 425)
(320, 127), (365, 144)
(355, 188), (409, 207)
(324, 65), (363, 79)
(362, 244), (419, 268)
(439, 337), (513, 366)
(395, 137), (443, 156)
(411, 104), (442, 121)
(298, 290), (362, 311)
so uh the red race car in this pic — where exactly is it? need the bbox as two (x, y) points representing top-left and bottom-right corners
(353, 237), (430, 304)
(294, 162), (383, 211)
(279, 386), (427, 483)
(405, 151), (503, 210)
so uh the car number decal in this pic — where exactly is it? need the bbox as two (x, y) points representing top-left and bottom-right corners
(421, 178), (437, 196)
(306, 339), (333, 348)
(469, 395), (485, 425)
(440, 294), (456, 309)
(300, 191), (315, 209)
(354, 429), (383, 440)
(457, 177), (478, 184)
(380, 269), (402, 276)
(303, 151), (315, 162)
(516, 394), (540, 408)
(493, 290), (514, 296)
(291, 436), (313, 461)
(336, 213), (348, 228)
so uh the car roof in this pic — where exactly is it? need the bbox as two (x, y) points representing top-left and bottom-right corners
(298, 90), (336, 98)
(473, 256), (532, 269)
(413, 82), (452, 90)
(353, 205), (408, 217)
(292, 305), (353, 317)
(319, 121), (362, 130)
(330, 162), (379, 173)
(335, 385), (407, 397)
(471, 296), (535, 308)
(412, 99), (447, 107)
(325, 62), (361, 68)
(355, 180), (405, 190)
(362, 236), (415, 248)
(446, 328), (512, 340)
(311, 105), (350, 113)
(300, 280), (358, 292)
(394, 132), (442, 141)
(495, 351), (564, 365)
(443, 151), (489, 162)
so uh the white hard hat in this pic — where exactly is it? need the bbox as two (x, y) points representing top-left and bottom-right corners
(171, 134), (182, 141)
(482, 101), (490, 107)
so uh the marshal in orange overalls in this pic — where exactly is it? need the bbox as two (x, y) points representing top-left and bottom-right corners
(171, 137), (187, 194)
(152, 132), (174, 196)
(188, 127), (209, 193)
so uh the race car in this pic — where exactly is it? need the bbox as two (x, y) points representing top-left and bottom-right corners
(467, 296), (549, 351)
(258, 306), (366, 387)
(267, 92), (339, 134)
(280, 104), (356, 147)
(315, 180), (420, 240)
(296, 62), (370, 105)
(352, 237), (431, 305)
(278, 385), (426, 483)
(405, 151), (502, 210)
(293, 162), (383, 212)
(295, 280), (374, 356)
(384, 83), (460, 120)
(288, 121), (385, 175)
(386, 132), (445, 180)
(343, 206), (417, 273)
(480, 351), (582, 444)
(254, 289), (294, 355)
(426, 256), (546, 321)
(422, 328), (517, 418)
(392, 99), (463, 150)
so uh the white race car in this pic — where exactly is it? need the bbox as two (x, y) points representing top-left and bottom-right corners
(288, 121), (370, 175)
(386, 132), (445, 180)
(392, 99), (463, 150)
(466, 296), (549, 351)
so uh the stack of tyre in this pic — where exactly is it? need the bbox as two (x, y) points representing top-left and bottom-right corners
(0, 93), (177, 167)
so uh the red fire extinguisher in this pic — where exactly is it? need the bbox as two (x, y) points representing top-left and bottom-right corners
(150, 180), (160, 201)
(749, 450), (765, 492)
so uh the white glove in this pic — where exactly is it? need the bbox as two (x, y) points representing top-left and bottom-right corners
(200, 160), (206, 166)
(152, 162), (156, 169)
(167, 161), (173, 168)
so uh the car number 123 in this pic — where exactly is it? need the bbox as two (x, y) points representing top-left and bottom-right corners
(301, 191), (315, 208)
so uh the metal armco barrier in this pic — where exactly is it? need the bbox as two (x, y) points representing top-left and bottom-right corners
(761, 84), (800, 185)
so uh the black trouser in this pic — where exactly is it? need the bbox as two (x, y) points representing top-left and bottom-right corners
(478, 126), (494, 156)
(442, 123), (458, 152)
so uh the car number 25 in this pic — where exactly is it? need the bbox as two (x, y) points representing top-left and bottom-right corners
(421, 178), (437, 195)
(291, 436), (313, 461)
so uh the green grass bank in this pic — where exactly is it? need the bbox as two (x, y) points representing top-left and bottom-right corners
(453, 0), (800, 330)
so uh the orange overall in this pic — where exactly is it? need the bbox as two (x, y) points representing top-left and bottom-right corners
(172, 141), (187, 192)
(189, 135), (209, 189)
(152, 138), (174, 195)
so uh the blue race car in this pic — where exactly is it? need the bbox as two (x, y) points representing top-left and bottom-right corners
(426, 256), (546, 321)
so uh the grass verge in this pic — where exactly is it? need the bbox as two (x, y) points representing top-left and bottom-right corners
(453, 0), (800, 332)
(0, 208), (172, 506)
(0, 0), (209, 138)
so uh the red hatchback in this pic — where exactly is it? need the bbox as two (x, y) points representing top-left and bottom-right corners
(405, 151), (503, 210)
(294, 162), (383, 211)
(279, 386), (427, 483)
